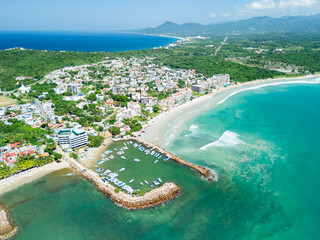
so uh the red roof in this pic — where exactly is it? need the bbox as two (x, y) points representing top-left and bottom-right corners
(19, 150), (36, 157)
(10, 142), (21, 148)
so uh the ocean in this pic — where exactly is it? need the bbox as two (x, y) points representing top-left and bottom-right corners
(0, 32), (178, 52)
(1, 80), (320, 239)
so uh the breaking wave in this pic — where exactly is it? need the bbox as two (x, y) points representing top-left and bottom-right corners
(218, 79), (320, 105)
(200, 130), (244, 150)
(185, 124), (199, 137)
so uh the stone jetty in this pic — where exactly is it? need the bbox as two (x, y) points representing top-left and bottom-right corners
(0, 205), (18, 240)
(114, 137), (217, 181)
(66, 158), (180, 210)
(66, 137), (216, 210)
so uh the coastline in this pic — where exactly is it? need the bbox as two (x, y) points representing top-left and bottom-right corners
(0, 73), (319, 196)
(141, 74), (320, 145)
(0, 161), (69, 195)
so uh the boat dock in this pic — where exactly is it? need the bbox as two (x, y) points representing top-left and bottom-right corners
(114, 137), (217, 181)
(66, 158), (180, 210)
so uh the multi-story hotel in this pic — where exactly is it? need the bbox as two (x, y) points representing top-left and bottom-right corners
(58, 128), (88, 149)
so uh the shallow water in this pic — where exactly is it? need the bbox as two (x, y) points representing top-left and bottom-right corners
(1, 82), (320, 239)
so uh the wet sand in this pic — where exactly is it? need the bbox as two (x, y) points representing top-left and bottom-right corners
(141, 74), (320, 145)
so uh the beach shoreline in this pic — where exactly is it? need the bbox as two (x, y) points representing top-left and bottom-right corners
(141, 74), (320, 145)
(0, 73), (319, 196)
(0, 161), (69, 195)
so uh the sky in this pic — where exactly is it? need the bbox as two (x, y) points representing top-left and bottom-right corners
(1, 0), (320, 31)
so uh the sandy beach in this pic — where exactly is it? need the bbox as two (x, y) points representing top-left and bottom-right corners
(0, 74), (319, 196)
(82, 136), (113, 168)
(0, 161), (69, 195)
(141, 74), (320, 145)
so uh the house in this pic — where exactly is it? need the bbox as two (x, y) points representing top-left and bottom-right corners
(127, 102), (141, 116)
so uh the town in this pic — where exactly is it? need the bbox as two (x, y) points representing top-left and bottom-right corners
(0, 56), (230, 178)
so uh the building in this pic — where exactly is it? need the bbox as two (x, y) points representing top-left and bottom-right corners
(209, 74), (230, 86)
(70, 84), (79, 94)
(191, 85), (205, 93)
(58, 128), (88, 149)
(127, 102), (141, 116)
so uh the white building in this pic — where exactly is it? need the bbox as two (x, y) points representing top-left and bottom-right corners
(58, 128), (88, 149)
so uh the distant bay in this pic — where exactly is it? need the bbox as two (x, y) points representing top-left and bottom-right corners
(0, 32), (178, 52)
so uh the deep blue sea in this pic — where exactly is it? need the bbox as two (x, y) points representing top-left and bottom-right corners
(0, 32), (178, 52)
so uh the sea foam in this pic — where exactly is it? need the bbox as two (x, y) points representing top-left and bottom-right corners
(200, 131), (244, 150)
(218, 79), (320, 105)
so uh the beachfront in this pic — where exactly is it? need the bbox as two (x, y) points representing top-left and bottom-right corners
(141, 74), (320, 145)
(1, 73), (319, 197)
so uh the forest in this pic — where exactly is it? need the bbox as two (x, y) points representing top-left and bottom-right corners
(1, 32), (319, 92)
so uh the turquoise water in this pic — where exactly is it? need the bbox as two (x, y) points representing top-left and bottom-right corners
(1, 81), (320, 239)
(0, 32), (178, 52)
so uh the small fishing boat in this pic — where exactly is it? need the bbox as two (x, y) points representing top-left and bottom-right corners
(151, 151), (155, 156)
(140, 182), (144, 185)
(154, 160), (158, 164)
(144, 180), (148, 184)
(101, 154), (106, 158)
(157, 178), (162, 183)
(148, 183), (153, 187)
(164, 157), (169, 161)
(134, 159), (140, 162)
(119, 168), (126, 172)
(158, 155), (162, 159)
(121, 156), (126, 159)
(129, 179), (134, 183)
(145, 150), (150, 154)
(153, 181), (160, 186)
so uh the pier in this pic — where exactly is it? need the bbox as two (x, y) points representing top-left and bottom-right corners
(114, 137), (217, 181)
(66, 158), (180, 210)
(66, 137), (216, 209)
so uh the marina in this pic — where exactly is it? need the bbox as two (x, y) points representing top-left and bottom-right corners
(91, 138), (216, 195)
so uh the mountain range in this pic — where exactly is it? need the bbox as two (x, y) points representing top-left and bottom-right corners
(137, 14), (320, 36)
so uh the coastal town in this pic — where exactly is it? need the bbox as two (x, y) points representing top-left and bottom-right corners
(0, 56), (230, 179)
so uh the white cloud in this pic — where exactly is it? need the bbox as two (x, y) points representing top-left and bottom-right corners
(222, 12), (231, 17)
(279, 0), (317, 7)
(246, 0), (277, 9)
(210, 12), (217, 18)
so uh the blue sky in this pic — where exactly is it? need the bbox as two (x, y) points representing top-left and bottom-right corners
(1, 0), (319, 30)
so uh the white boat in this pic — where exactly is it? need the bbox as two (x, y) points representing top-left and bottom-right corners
(121, 156), (126, 159)
(119, 168), (126, 172)
(134, 159), (140, 162)
(140, 182), (144, 185)
(151, 151), (155, 156)
(154, 160), (158, 164)
(144, 180), (148, 184)
(101, 154), (106, 158)
(129, 179), (134, 183)
(153, 181), (160, 186)
(157, 178), (162, 183)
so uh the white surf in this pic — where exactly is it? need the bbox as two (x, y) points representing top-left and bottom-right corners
(200, 130), (244, 150)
